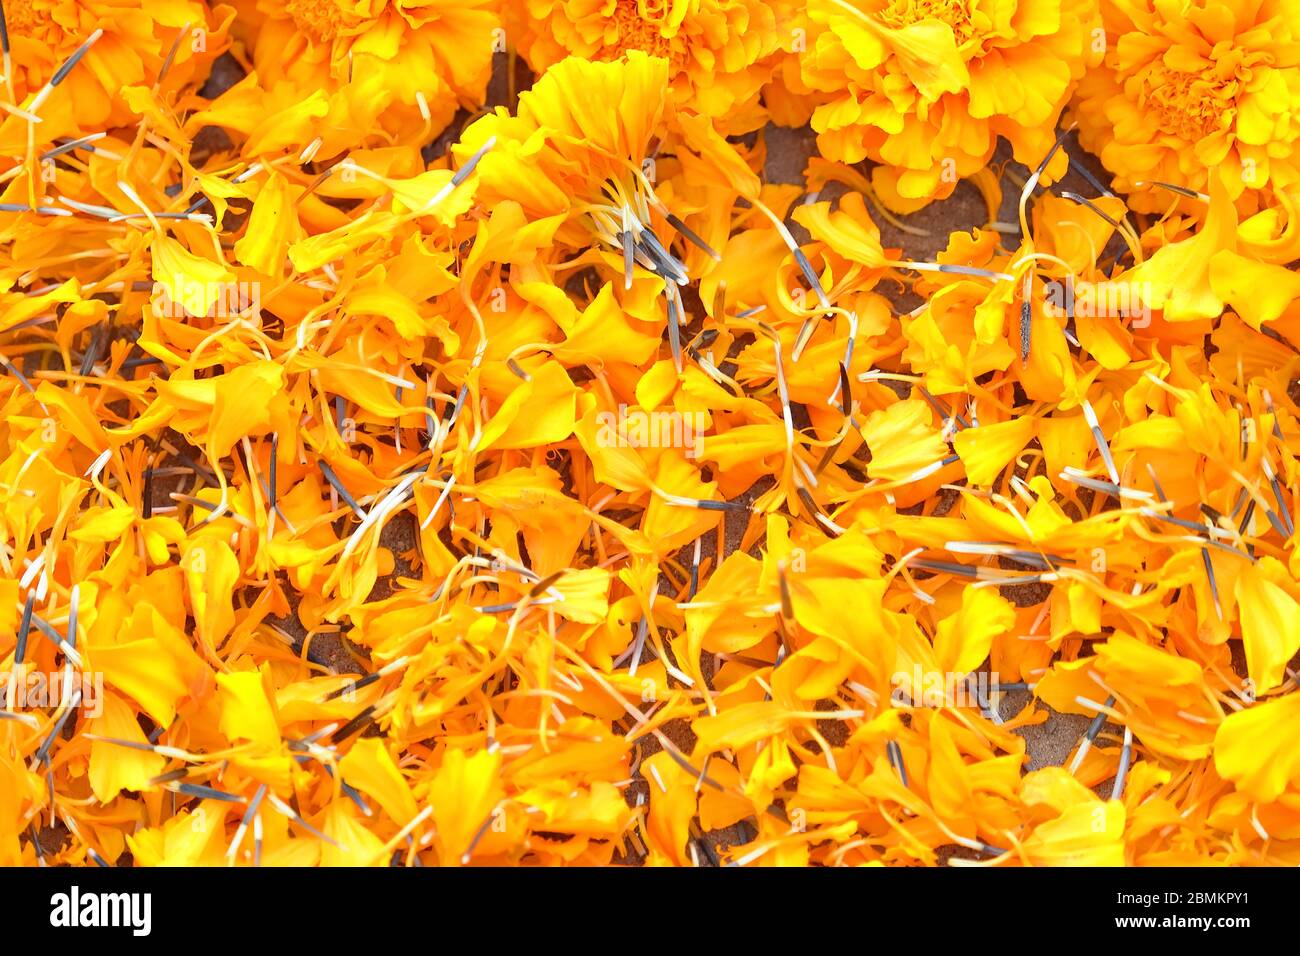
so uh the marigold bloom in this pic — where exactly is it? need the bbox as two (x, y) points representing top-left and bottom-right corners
(1071, 0), (1300, 214)
(508, 0), (792, 130)
(0, 0), (231, 139)
(457, 50), (752, 261)
(799, 0), (1099, 208)
(229, 0), (502, 145)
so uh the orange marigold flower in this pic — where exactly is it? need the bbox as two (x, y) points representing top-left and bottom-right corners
(799, 0), (1100, 208)
(455, 51), (756, 277)
(0, 0), (232, 135)
(231, 0), (501, 142)
(1071, 0), (1300, 215)
(508, 0), (793, 130)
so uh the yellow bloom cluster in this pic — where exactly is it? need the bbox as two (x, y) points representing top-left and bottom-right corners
(801, 0), (1101, 209)
(0, 0), (1298, 868)
(507, 0), (791, 131)
(1072, 0), (1300, 215)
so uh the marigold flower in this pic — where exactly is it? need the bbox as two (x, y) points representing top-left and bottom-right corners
(0, 0), (232, 136)
(226, 0), (502, 147)
(1071, 0), (1300, 214)
(799, 0), (1100, 208)
(508, 0), (794, 130)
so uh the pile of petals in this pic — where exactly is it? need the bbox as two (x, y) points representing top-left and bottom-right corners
(2, 0), (1300, 867)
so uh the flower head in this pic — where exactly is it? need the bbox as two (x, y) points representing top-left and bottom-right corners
(0, 0), (231, 137)
(1072, 0), (1300, 215)
(228, 0), (502, 147)
(509, 0), (792, 129)
(800, 0), (1099, 208)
